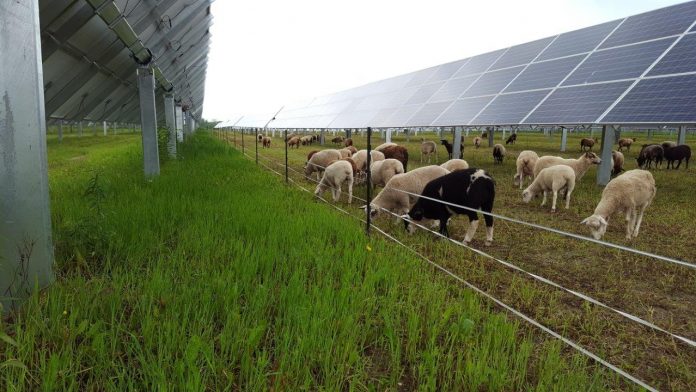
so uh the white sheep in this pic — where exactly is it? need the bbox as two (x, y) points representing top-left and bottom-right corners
(522, 165), (576, 212)
(375, 142), (397, 152)
(440, 159), (469, 172)
(581, 169), (656, 240)
(315, 160), (354, 203)
(365, 165), (450, 218)
(352, 149), (386, 172)
(514, 150), (539, 189)
(420, 140), (437, 163)
(339, 148), (353, 158)
(533, 152), (601, 181)
(370, 158), (405, 188)
(305, 149), (342, 181)
(492, 144), (506, 164)
(473, 137), (481, 149)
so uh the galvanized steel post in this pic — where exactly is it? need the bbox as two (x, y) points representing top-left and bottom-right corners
(386, 128), (392, 143)
(164, 93), (176, 158)
(597, 125), (614, 186)
(58, 119), (63, 143)
(453, 126), (463, 160)
(678, 125), (686, 145)
(487, 126), (494, 147)
(1, 0), (55, 312)
(137, 66), (160, 177)
(560, 127), (568, 152)
(103, 121), (107, 136)
(175, 105), (184, 142)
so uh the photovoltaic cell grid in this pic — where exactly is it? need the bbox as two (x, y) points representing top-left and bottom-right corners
(263, 1), (696, 128)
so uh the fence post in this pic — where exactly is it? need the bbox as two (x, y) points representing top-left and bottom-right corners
(255, 127), (259, 164)
(366, 127), (373, 236)
(242, 128), (245, 154)
(284, 129), (289, 184)
(597, 125), (614, 186)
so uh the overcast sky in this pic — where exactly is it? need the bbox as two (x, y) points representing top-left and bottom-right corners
(202, 0), (686, 121)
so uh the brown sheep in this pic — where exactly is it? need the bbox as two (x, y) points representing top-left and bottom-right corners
(285, 132), (298, 141)
(262, 136), (271, 148)
(346, 146), (358, 155)
(580, 137), (597, 151)
(344, 138), (353, 147)
(331, 136), (344, 145)
(307, 150), (319, 161)
(257, 134), (263, 142)
(287, 136), (301, 148)
(380, 145), (409, 172)
(611, 150), (624, 176)
(617, 137), (637, 152)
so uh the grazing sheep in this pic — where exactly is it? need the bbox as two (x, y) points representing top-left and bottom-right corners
(581, 169), (656, 240)
(617, 137), (637, 152)
(331, 136), (344, 145)
(346, 146), (358, 155)
(370, 159), (405, 188)
(663, 144), (691, 169)
(533, 152), (601, 181)
(343, 138), (353, 147)
(405, 168), (496, 245)
(287, 136), (301, 149)
(339, 148), (353, 158)
(481, 132), (488, 138)
(375, 142), (397, 152)
(262, 136), (271, 148)
(611, 150), (625, 176)
(257, 134), (263, 142)
(505, 133), (517, 145)
(305, 149), (342, 181)
(285, 132), (298, 141)
(580, 137), (598, 151)
(439, 139), (463, 160)
(421, 139), (437, 163)
(473, 137), (482, 149)
(522, 165), (575, 212)
(636, 144), (664, 169)
(364, 165), (450, 218)
(341, 157), (359, 176)
(311, 135), (318, 142)
(300, 135), (313, 146)
(352, 149), (386, 172)
(307, 150), (319, 161)
(492, 144), (506, 164)
(315, 160), (354, 203)
(514, 150), (539, 189)
(661, 141), (677, 150)
(381, 145), (409, 172)
(440, 159), (469, 172)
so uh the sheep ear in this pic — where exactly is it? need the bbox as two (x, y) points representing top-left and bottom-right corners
(598, 216), (608, 226)
(580, 218), (589, 225)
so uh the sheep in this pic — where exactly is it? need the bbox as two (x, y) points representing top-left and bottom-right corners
(663, 144), (691, 169)
(314, 160), (354, 203)
(262, 136), (271, 148)
(404, 168), (496, 245)
(481, 132), (488, 138)
(375, 142), (397, 152)
(287, 136), (301, 148)
(300, 135), (313, 146)
(331, 136), (344, 145)
(364, 165), (450, 218)
(580, 137), (598, 151)
(285, 132), (298, 141)
(305, 149), (342, 181)
(421, 139), (437, 163)
(636, 144), (663, 169)
(661, 141), (677, 150)
(617, 137), (637, 152)
(344, 138), (353, 147)
(492, 144), (506, 164)
(352, 149), (386, 172)
(473, 137), (482, 149)
(514, 150), (539, 189)
(522, 165), (575, 212)
(341, 157), (359, 176)
(581, 169), (656, 240)
(505, 133), (517, 145)
(338, 148), (353, 158)
(611, 150), (624, 176)
(346, 146), (358, 155)
(439, 139), (463, 160)
(257, 134), (263, 142)
(311, 135), (318, 142)
(440, 159), (469, 172)
(370, 158), (405, 188)
(381, 145), (409, 172)
(533, 152), (601, 181)
(307, 150), (319, 161)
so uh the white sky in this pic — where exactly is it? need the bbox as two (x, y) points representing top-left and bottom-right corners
(202, 0), (686, 121)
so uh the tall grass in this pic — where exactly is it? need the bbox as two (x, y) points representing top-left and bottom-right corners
(1, 133), (616, 390)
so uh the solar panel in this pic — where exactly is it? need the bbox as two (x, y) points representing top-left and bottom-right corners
(383, 105), (423, 127)
(648, 33), (696, 76)
(431, 96), (494, 126)
(490, 37), (554, 70)
(524, 82), (632, 124)
(473, 90), (550, 125)
(537, 20), (622, 61)
(600, 1), (696, 49)
(562, 38), (674, 86)
(505, 55), (584, 93)
(408, 101), (454, 126)
(425, 59), (469, 83)
(428, 75), (479, 102)
(602, 74), (696, 123)
(452, 49), (506, 78)
(405, 81), (447, 105)
(403, 67), (439, 88)
(462, 66), (524, 97)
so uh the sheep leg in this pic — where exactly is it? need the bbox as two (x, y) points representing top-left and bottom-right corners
(439, 217), (450, 238)
(540, 191), (547, 207)
(333, 184), (341, 202)
(347, 181), (353, 204)
(464, 218), (479, 244)
(482, 200), (494, 246)
(625, 209), (636, 240)
(551, 190), (558, 212)
(633, 205), (648, 238)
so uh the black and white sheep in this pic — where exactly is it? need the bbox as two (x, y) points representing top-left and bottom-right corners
(404, 168), (495, 246)
(505, 133), (517, 145)
(440, 139), (462, 159)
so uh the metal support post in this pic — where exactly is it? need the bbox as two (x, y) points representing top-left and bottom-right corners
(386, 128), (392, 143)
(597, 125), (614, 186)
(560, 127), (568, 152)
(678, 125), (687, 145)
(78, 121), (83, 137)
(648, 128), (653, 140)
(487, 127), (494, 147)
(453, 126), (463, 160)
(320, 128), (325, 145)
(103, 121), (107, 136)
(58, 119), (63, 143)
(164, 93), (176, 158)
(1, 0), (54, 312)
(366, 127), (373, 236)
(284, 129), (288, 184)
(255, 127), (258, 164)
(137, 66), (160, 177)
(175, 105), (184, 142)
(614, 127), (621, 145)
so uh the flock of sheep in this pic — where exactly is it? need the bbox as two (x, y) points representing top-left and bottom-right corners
(264, 131), (691, 244)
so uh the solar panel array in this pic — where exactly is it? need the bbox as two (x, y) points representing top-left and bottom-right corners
(253, 1), (696, 129)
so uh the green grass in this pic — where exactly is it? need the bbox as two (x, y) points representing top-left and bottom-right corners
(0, 132), (620, 390)
(219, 128), (696, 390)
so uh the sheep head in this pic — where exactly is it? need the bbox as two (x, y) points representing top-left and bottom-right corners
(521, 188), (534, 203)
(581, 215), (608, 240)
(583, 152), (602, 164)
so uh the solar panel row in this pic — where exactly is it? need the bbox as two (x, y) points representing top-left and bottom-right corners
(253, 1), (696, 129)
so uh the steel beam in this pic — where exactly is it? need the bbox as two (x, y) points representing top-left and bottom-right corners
(597, 125), (614, 186)
(453, 126), (463, 160)
(137, 66), (160, 177)
(1, 0), (54, 312)
(175, 105), (184, 142)
(678, 125), (686, 145)
(487, 127), (494, 147)
(164, 93), (176, 158)
(58, 119), (63, 142)
(560, 127), (568, 152)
